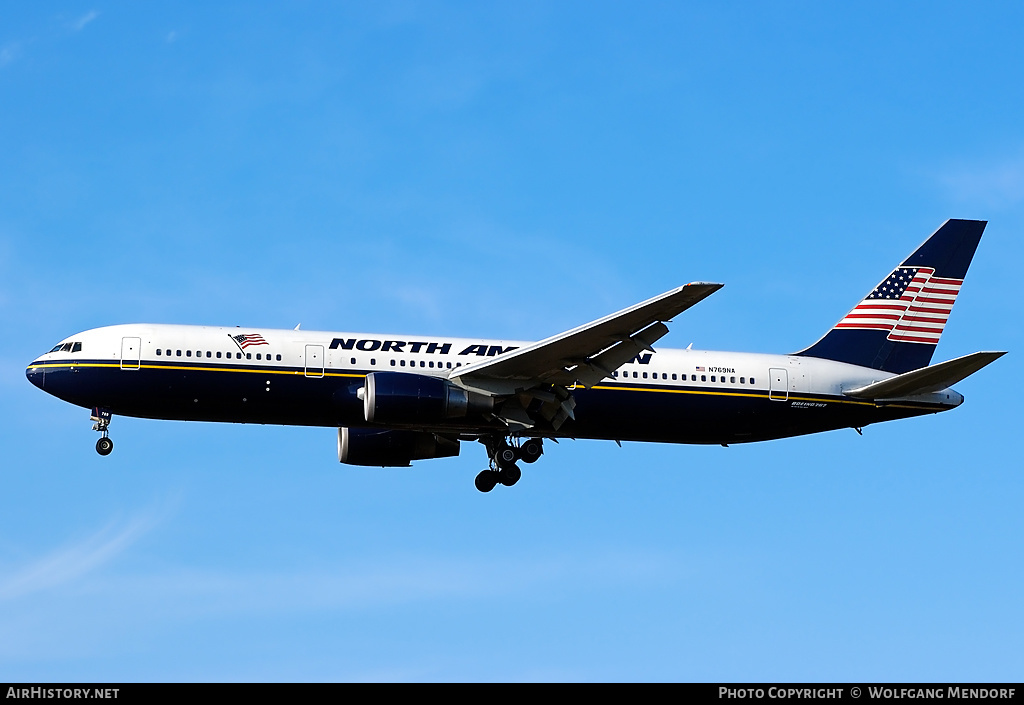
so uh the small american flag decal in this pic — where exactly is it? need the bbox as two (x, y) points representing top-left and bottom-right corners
(230, 333), (269, 350)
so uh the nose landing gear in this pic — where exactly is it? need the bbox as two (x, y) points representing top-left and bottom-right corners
(474, 437), (543, 492)
(96, 436), (114, 456)
(91, 407), (113, 456)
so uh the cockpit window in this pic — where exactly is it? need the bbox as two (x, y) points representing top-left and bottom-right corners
(71, 342), (82, 353)
(49, 344), (64, 353)
(60, 342), (73, 352)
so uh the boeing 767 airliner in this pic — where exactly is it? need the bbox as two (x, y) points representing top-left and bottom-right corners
(27, 219), (1005, 491)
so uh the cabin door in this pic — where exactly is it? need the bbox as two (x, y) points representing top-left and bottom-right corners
(304, 344), (324, 378)
(120, 337), (141, 370)
(769, 367), (788, 401)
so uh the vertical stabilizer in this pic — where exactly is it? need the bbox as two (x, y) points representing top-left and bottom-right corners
(795, 219), (986, 373)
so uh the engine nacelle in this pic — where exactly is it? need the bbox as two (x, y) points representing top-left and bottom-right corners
(337, 428), (460, 467)
(362, 372), (492, 425)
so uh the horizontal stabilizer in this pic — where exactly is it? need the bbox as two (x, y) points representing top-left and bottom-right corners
(844, 351), (1006, 399)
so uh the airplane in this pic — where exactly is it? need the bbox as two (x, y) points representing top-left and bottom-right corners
(26, 219), (1005, 492)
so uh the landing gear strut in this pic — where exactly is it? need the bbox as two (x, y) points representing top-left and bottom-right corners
(92, 407), (113, 456)
(474, 437), (543, 492)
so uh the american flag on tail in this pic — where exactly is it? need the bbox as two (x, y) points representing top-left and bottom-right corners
(230, 333), (269, 350)
(834, 266), (963, 344)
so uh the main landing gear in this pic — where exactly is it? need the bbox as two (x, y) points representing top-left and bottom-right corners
(474, 437), (543, 493)
(91, 407), (113, 456)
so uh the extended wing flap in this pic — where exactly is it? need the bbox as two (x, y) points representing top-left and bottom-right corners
(570, 321), (670, 387)
(844, 351), (1006, 399)
(451, 282), (722, 387)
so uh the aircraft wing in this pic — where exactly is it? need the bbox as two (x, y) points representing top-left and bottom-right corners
(450, 282), (723, 390)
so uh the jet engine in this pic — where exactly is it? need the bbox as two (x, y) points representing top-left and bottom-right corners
(337, 427), (460, 467)
(361, 372), (493, 425)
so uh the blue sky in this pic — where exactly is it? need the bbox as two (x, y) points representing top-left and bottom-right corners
(1, 2), (1022, 681)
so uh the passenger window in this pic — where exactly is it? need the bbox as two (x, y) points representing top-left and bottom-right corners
(186, 350), (192, 357)
(740, 377), (745, 384)
(711, 375), (715, 382)
(371, 358), (376, 365)
(350, 357), (356, 365)
(429, 361), (434, 368)
(156, 349), (162, 356)
(246, 353), (251, 360)
(176, 350), (181, 357)
(633, 372), (638, 378)
(446, 362), (452, 369)
(207, 351), (212, 358)
(400, 360), (406, 367)
(276, 354), (281, 361)
(671, 373), (677, 380)
(701, 375), (706, 382)
(390, 359), (396, 367)
(750, 377), (755, 384)
(217, 352), (222, 359)
(691, 374), (696, 381)
(255, 353), (261, 360)
(731, 376), (735, 383)
(420, 361), (425, 368)
(642, 372), (648, 379)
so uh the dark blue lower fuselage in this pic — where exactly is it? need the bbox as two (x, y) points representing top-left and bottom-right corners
(26, 358), (946, 445)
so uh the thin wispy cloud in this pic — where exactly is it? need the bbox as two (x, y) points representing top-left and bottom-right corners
(70, 10), (99, 33)
(0, 42), (21, 67)
(0, 511), (163, 601)
(4, 548), (679, 626)
(134, 549), (673, 614)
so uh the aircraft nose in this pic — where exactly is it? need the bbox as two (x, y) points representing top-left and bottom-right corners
(26, 361), (45, 390)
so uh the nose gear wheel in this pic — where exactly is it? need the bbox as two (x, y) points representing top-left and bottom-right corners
(91, 407), (113, 456)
